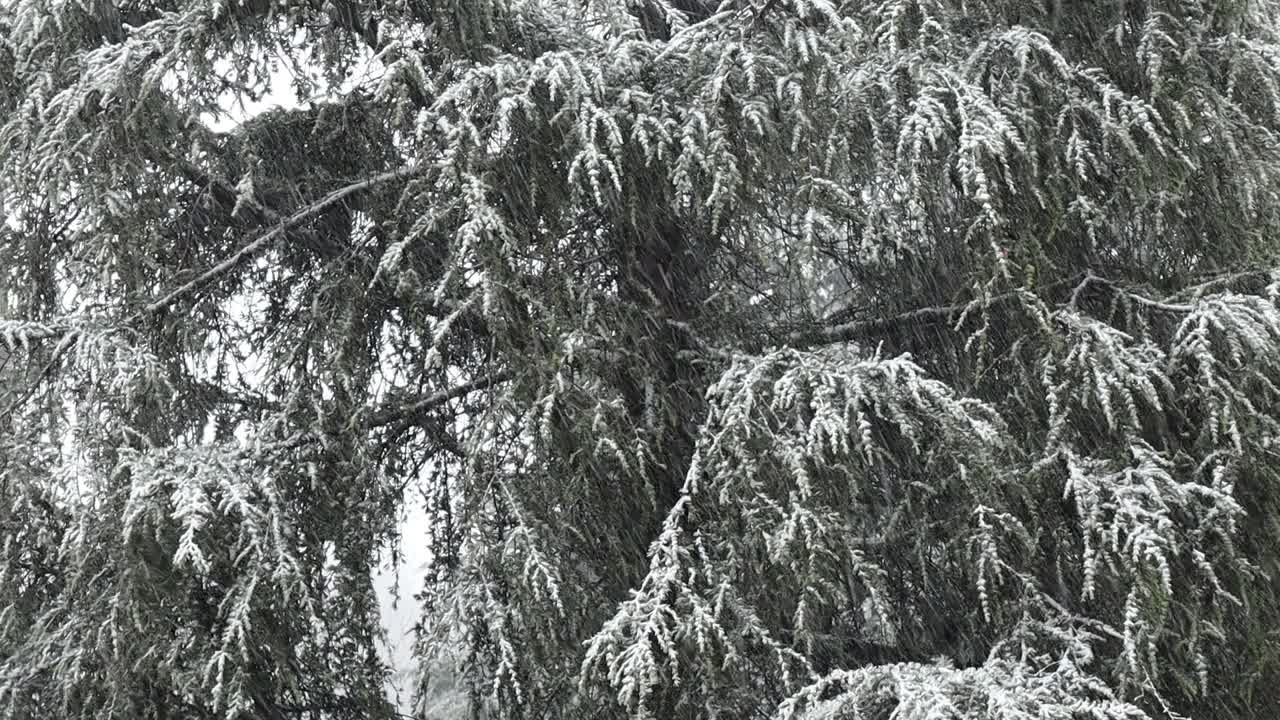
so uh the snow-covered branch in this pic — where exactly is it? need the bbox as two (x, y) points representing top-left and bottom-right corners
(146, 165), (422, 314)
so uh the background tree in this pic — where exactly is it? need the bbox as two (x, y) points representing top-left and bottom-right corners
(4, 0), (1280, 719)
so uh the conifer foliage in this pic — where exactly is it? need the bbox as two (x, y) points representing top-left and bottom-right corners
(4, 0), (1280, 718)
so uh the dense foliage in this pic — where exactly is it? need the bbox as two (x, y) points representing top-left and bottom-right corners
(4, 0), (1280, 718)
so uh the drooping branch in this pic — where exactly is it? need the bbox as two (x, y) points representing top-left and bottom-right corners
(779, 269), (1246, 351)
(782, 275), (1087, 350)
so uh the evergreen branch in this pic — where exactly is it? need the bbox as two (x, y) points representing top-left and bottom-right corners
(0, 321), (66, 349)
(168, 154), (281, 227)
(1070, 271), (1193, 313)
(363, 370), (515, 429)
(783, 276), (1082, 349)
(191, 381), (283, 412)
(260, 369), (514, 453)
(785, 269), (1222, 351)
(789, 299), (982, 347)
(145, 165), (422, 315)
(1166, 269), (1276, 301)
(0, 330), (78, 420)
(0, 167), (421, 416)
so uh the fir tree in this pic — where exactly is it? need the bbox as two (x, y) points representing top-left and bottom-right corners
(4, 0), (1280, 718)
